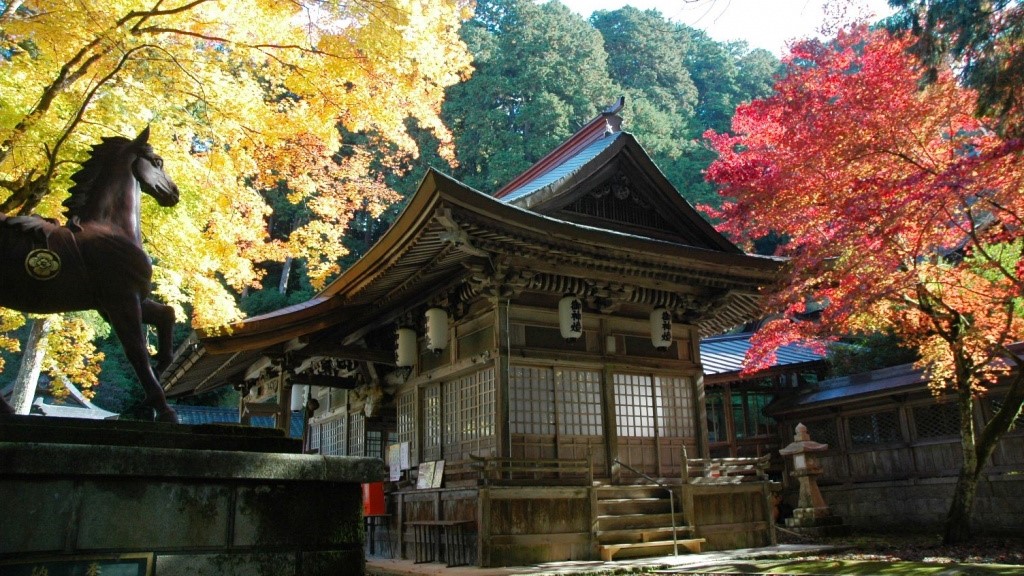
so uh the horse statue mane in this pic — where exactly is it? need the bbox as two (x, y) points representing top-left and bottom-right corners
(62, 135), (143, 220)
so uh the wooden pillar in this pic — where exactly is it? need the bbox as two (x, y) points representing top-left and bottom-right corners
(478, 487), (491, 566)
(602, 363), (620, 484)
(277, 369), (291, 436)
(691, 326), (710, 459)
(494, 298), (511, 459)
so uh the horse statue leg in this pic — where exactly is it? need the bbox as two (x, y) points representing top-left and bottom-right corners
(142, 298), (175, 373)
(103, 297), (178, 423)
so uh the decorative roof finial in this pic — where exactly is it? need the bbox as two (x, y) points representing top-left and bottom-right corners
(602, 96), (625, 135)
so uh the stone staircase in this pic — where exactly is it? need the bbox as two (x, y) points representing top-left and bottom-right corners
(594, 485), (705, 561)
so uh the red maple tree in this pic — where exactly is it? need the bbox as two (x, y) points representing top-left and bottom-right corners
(704, 25), (1024, 544)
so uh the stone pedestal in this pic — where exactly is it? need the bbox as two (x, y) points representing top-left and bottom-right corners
(785, 503), (850, 537)
(0, 415), (384, 575)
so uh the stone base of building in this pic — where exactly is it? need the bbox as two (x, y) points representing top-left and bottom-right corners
(0, 414), (384, 576)
(784, 507), (850, 537)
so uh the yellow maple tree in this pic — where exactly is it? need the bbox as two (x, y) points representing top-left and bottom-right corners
(0, 0), (473, 358)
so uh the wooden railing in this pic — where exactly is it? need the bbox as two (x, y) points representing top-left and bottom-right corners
(681, 452), (771, 485)
(469, 453), (593, 486)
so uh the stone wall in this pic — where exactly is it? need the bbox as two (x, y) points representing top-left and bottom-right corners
(0, 416), (384, 576)
(820, 475), (1024, 534)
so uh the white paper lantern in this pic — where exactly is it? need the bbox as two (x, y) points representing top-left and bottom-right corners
(425, 307), (449, 353)
(395, 327), (417, 367)
(290, 384), (308, 411)
(650, 308), (672, 350)
(559, 296), (583, 342)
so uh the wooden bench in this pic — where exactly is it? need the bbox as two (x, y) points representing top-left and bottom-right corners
(469, 454), (593, 486)
(599, 537), (706, 561)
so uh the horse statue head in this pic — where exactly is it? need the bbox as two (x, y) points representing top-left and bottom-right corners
(62, 127), (179, 232)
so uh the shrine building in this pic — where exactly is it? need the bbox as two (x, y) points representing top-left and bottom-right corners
(162, 99), (786, 566)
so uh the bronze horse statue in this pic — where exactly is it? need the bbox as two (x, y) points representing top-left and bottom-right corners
(0, 128), (179, 422)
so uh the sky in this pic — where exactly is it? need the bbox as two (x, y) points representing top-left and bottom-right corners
(560, 0), (896, 55)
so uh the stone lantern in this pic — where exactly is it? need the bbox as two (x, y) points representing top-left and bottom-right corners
(778, 423), (848, 536)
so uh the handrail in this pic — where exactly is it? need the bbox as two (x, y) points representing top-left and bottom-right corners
(612, 459), (679, 556)
(470, 453), (593, 485)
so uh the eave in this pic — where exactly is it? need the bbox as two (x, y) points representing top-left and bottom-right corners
(163, 170), (783, 397)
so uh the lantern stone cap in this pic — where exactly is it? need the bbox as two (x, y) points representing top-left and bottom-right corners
(779, 422), (829, 455)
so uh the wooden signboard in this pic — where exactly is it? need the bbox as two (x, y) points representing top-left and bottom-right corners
(415, 460), (444, 488)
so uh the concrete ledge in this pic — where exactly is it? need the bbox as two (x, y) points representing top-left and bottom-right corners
(0, 441), (383, 482)
(1, 417), (383, 575)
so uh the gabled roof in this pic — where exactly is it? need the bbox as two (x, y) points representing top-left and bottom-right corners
(494, 97), (626, 201)
(1, 378), (117, 420)
(494, 98), (738, 252)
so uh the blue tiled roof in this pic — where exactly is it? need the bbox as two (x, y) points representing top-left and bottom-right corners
(701, 332), (824, 377)
(499, 132), (623, 203)
(173, 405), (305, 439)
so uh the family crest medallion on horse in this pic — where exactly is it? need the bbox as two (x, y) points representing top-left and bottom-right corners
(0, 127), (180, 422)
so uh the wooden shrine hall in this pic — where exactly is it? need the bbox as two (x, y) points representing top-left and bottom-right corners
(161, 98), (785, 566)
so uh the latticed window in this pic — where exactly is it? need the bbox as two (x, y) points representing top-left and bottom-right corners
(733, 390), (774, 439)
(509, 365), (602, 437)
(913, 401), (960, 439)
(349, 412), (365, 456)
(319, 413), (348, 455)
(444, 379), (460, 457)
(397, 389), (416, 461)
(849, 411), (901, 446)
(510, 366), (555, 435)
(366, 430), (383, 460)
(477, 368), (496, 439)
(308, 419), (321, 451)
(614, 374), (656, 437)
(656, 376), (695, 437)
(804, 418), (840, 449)
(421, 383), (442, 461)
(443, 367), (497, 459)
(557, 369), (603, 436)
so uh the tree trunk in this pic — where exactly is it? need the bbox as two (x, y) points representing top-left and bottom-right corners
(942, 350), (1024, 544)
(279, 256), (293, 294)
(944, 466), (979, 544)
(9, 317), (52, 414)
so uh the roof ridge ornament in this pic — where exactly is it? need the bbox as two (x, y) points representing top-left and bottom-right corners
(603, 96), (625, 135)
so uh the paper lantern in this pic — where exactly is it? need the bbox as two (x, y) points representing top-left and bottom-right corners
(650, 308), (672, 350)
(290, 384), (308, 411)
(395, 327), (417, 367)
(425, 308), (449, 353)
(559, 296), (583, 342)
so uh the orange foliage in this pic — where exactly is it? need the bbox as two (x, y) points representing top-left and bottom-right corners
(705, 25), (1024, 393)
